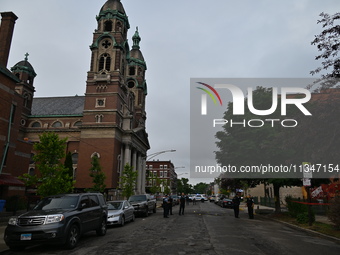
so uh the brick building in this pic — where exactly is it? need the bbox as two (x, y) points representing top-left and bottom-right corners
(0, 0), (150, 201)
(146, 160), (178, 194)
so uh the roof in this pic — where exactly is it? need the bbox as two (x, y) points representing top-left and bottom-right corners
(31, 96), (85, 116)
(100, 0), (125, 14)
(0, 174), (25, 186)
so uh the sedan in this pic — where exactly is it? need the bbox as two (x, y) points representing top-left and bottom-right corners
(221, 198), (234, 208)
(107, 200), (135, 226)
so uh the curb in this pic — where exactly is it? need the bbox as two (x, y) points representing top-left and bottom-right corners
(258, 214), (340, 244)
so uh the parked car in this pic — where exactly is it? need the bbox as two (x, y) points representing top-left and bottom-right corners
(190, 194), (205, 202)
(209, 195), (216, 202)
(221, 198), (234, 208)
(107, 200), (135, 226)
(128, 194), (157, 217)
(170, 195), (179, 205)
(4, 193), (108, 251)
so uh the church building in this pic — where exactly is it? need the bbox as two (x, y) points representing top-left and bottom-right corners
(0, 0), (150, 200)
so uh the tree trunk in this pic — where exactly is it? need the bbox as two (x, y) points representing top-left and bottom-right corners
(273, 183), (281, 213)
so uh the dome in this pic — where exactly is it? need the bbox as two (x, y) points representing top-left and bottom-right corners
(130, 49), (145, 62)
(100, 0), (125, 14)
(11, 55), (37, 77)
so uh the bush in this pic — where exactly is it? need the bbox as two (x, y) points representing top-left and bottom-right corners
(328, 196), (340, 229)
(285, 195), (315, 223)
(297, 212), (315, 224)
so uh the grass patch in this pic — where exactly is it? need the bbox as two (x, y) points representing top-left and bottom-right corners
(267, 212), (340, 239)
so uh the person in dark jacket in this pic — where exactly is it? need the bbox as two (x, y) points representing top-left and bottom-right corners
(246, 195), (254, 219)
(179, 193), (186, 215)
(163, 195), (170, 218)
(232, 193), (241, 218)
(168, 195), (173, 215)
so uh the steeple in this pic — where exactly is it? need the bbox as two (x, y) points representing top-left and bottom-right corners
(132, 27), (141, 50)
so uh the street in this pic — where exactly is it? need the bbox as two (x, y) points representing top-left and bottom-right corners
(1, 201), (340, 255)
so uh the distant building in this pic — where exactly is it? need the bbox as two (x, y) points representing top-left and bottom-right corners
(146, 160), (178, 194)
(0, 0), (150, 201)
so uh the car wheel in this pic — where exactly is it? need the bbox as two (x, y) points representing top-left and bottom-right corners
(120, 216), (125, 227)
(144, 207), (149, 217)
(96, 218), (107, 236)
(66, 224), (79, 249)
(131, 213), (135, 222)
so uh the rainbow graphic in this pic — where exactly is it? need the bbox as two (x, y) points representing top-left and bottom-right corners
(196, 82), (223, 106)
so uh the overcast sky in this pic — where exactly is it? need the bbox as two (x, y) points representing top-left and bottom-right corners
(2, 0), (338, 185)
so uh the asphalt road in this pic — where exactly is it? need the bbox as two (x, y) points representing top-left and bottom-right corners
(1, 202), (340, 255)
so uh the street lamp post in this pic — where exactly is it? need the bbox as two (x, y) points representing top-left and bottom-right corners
(146, 149), (176, 160)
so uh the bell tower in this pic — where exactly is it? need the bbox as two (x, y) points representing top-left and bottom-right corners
(76, 0), (149, 193)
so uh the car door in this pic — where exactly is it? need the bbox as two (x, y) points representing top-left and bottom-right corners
(88, 195), (102, 229)
(125, 201), (133, 221)
(78, 195), (92, 232)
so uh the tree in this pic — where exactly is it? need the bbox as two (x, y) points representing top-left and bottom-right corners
(193, 182), (209, 194)
(20, 132), (74, 197)
(309, 12), (340, 91)
(215, 87), (299, 212)
(87, 155), (106, 193)
(119, 163), (138, 199)
(177, 178), (192, 194)
(64, 151), (74, 185)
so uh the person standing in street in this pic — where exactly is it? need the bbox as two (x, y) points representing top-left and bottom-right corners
(186, 194), (190, 205)
(163, 194), (170, 218)
(168, 195), (173, 215)
(246, 195), (254, 219)
(232, 193), (241, 218)
(179, 193), (186, 215)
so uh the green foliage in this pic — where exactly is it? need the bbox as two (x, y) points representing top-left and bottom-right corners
(328, 195), (340, 229)
(285, 195), (315, 224)
(297, 212), (315, 224)
(193, 182), (209, 194)
(87, 155), (106, 193)
(177, 178), (192, 194)
(310, 12), (340, 90)
(20, 132), (74, 197)
(119, 163), (138, 199)
(64, 152), (74, 178)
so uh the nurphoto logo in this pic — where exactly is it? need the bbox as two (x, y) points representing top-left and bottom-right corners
(196, 81), (312, 128)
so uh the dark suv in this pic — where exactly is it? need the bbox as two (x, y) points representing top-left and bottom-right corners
(4, 193), (108, 250)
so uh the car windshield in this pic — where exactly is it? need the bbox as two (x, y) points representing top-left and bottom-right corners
(128, 195), (145, 202)
(34, 196), (79, 210)
(107, 202), (123, 210)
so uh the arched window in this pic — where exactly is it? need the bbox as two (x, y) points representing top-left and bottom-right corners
(29, 168), (35, 176)
(99, 53), (111, 72)
(116, 21), (122, 32)
(104, 21), (112, 32)
(72, 153), (78, 164)
(52, 121), (62, 127)
(91, 152), (100, 158)
(73, 121), (82, 127)
(29, 153), (35, 164)
(95, 114), (103, 123)
(31, 121), (41, 128)
(129, 66), (135, 75)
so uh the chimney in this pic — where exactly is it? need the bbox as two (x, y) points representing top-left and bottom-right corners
(0, 12), (18, 67)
